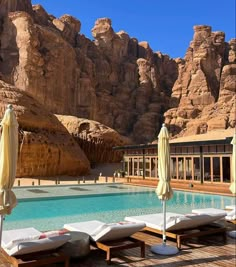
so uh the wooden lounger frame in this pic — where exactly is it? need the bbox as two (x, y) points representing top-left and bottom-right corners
(92, 236), (145, 264)
(144, 223), (227, 249)
(0, 248), (70, 267)
(227, 219), (236, 224)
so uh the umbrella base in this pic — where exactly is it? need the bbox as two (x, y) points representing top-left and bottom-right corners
(151, 243), (179, 255)
(227, 230), (236, 238)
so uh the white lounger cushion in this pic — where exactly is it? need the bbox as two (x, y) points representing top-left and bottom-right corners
(225, 209), (236, 221)
(225, 205), (236, 210)
(2, 227), (41, 250)
(2, 227), (71, 256)
(192, 207), (236, 221)
(125, 212), (225, 231)
(192, 208), (227, 216)
(64, 220), (146, 242)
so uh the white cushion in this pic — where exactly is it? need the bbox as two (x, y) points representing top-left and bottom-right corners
(2, 227), (71, 256)
(64, 220), (146, 242)
(125, 212), (225, 231)
(2, 227), (41, 250)
(225, 205), (236, 210)
(125, 212), (184, 231)
(5, 235), (71, 256)
(92, 221), (145, 242)
(192, 208), (227, 216)
(225, 209), (236, 220)
(64, 220), (105, 235)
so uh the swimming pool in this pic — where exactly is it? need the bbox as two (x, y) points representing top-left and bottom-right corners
(4, 184), (235, 231)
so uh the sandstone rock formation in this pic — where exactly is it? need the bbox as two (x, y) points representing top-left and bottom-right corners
(0, 80), (90, 177)
(0, 0), (33, 17)
(56, 115), (131, 163)
(0, 3), (178, 144)
(0, 0), (235, 179)
(164, 26), (236, 137)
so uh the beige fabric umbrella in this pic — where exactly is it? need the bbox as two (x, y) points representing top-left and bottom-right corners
(156, 124), (173, 200)
(229, 133), (236, 194)
(151, 123), (178, 255)
(0, 104), (18, 215)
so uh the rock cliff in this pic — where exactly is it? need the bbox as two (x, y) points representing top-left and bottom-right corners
(0, 1), (177, 144)
(56, 115), (131, 164)
(0, 80), (90, 177)
(164, 26), (236, 137)
(0, 0), (235, 177)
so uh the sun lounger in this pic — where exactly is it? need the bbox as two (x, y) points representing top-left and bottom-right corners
(1, 227), (71, 267)
(64, 220), (146, 264)
(225, 205), (236, 210)
(125, 212), (227, 249)
(192, 207), (236, 224)
(225, 209), (236, 223)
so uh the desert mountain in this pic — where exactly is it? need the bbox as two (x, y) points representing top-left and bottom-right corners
(0, 0), (235, 177)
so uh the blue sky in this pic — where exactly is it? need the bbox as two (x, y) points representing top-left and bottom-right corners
(31, 0), (235, 58)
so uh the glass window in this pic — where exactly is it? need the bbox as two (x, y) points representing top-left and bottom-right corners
(194, 146), (200, 153)
(139, 157), (143, 176)
(134, 158), (138, 176)
(186, 157), (192, 180)
(170, 157), (177, 179)
(145, 157), (150, 177)
(213, 157), (220, 182)
(209, 146), (216, 153)
(193, 157), (201, 181)
(225, 145), (232, 153)
(178, 157), (184, 179)
(129, 158), (133, 175)
(151, 158), (156, 177)
(204, 157), (211, 182)
(124, 160), (128, 175)
(217, 145), (224, 153)
(222, 157), (230, 183)
(188, 146), (193, 153)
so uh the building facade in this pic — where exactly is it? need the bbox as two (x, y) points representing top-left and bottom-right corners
(115, 130), (234, 185)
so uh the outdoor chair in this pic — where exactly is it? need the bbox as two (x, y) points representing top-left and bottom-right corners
(1, 227), (71, 267)
(191, 207), (236, 238)
(125, 211), (226, 249)
(192, 207), (236, 223)
(64, 220), (146, 264)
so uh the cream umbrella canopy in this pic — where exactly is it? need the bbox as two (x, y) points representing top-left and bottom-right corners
(0, 104), (18, 245)
(151, 123), (178, 255)
(229, 133), (236, 195)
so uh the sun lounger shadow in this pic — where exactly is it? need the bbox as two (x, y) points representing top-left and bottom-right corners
(191, 207), (236, 238)
(64, 220), (146, 264)
(125, 212), (227, 249)
(1, 227), (71, 267)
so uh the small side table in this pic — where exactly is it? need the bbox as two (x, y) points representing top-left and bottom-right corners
(60, 231), (90, 258)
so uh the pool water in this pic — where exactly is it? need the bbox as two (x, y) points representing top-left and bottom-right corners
(4, 185), (235, 231)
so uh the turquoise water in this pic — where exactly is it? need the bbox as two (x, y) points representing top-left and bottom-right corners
(4, 188), (235, 231)
(3, 189), (235, 230)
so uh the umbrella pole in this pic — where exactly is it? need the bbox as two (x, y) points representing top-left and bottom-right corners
(162, 200), (166, 246)
(0, 215), (3, 246)
(150, 200), (179, 255)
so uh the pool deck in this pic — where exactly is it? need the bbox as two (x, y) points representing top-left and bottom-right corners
(0, 221), (235, 266)
(7, 165), (235, 266)
(13, 175), (233, 196)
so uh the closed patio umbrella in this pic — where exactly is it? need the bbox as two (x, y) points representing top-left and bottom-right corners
(0, 104), (18, 245)
(229, 133), (236, 195)
(151, 123), (178, 255)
